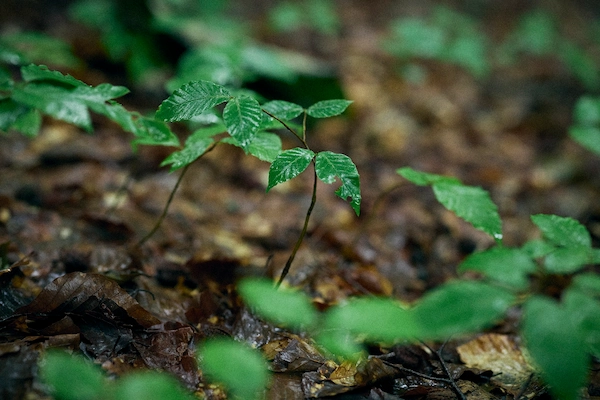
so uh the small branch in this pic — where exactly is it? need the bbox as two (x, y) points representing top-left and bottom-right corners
(136, 142), (218, 247)
(276, 164), (318, 288)
(423, 340), (467, 400)
(261, 109), (301, 140)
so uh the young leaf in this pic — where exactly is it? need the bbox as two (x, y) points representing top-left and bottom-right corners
(41, 350), (106, 400)
(133, 117), (180, 147)
(397, 167), (461, 186)
(21, 64), (85, 87)
(224, 131), (282, 162)
(223, 96), (263, 152)
(161, 128), (218, 172)
(266, 147), (315, 191)
(156, 80), (230, 122)
(531, 214), (592, 249)
(433, 181), (502, 240)
(522, 296), (588, 400)
(307, 99), (352, 118)
(322, 297), (418, 344)
(238, 278), (318, 329)
(200, 338), (269, 400)
(413, 280), (514, 339)
(262, 100), (304, 120)
(458, 247), (535, 289)
(114, 371), (193, 400)
(315, 151), (361, 215)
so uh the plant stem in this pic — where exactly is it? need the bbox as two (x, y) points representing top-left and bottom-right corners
(276, 164), (318, 288)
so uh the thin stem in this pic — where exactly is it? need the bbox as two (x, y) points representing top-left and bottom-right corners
(276, 160), (318, 288)
(137, 142), (218, 247)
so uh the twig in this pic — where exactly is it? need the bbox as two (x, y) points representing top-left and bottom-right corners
(421, 339), (467, 400)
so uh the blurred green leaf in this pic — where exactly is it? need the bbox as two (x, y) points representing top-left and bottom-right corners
(200, 338), (269, 400)
(41, 350), (106, 400)
(266, 147), (314, 191)
(21, 64), (84, 86)
(544, 246), (592, 274)
(315, 151), (361, 215)
(133, 117), (180, 147)
(531, 214), (591, 249)
(458, 247), (536, 289)
(239, 278), (318, 329)
(156, 80), (230, 122)
(114, 371), (193, 400)
(397, 167), (460, 186)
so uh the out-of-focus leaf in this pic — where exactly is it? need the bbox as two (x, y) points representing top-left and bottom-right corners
(521, 239), (555, 258)
(133, 117), (180, 147)
(262, 100), (304, 121)
(522, 295), (588, 400)
(41, 350), (106, 400)
(563, 288), (600, 357)
(531, 214), (592, 249)
(0, 99), (29, 131)
(397, 167), (461, 186)
(306, 99), (352, 118)
(238, 278), (317, 329)
(572, 273), (600, 297)
(413, 280), (514, 339)
(156, 80), (230, 122)
(266, 147), (315, 191)
(114, 371), (194, 400)
(543, 246), (592, 274)
(89, 101), (138, 135)
(315, 151), (361, 215)
(223, 95), (262, 152)
(458, 247), (536, 289)
(224, 131), (282, 162)
(21, 64), (84, 86)
(11, 108), (41, 137)
(200, 337), (269, 400)
(1, 33), (80, 68)
(569, 126), (600, 155)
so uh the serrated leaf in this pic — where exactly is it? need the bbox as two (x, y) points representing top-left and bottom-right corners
(11, 83), (92, 131)
(266, 147), (314, 191)
(133, 118), (180, 147)
(200, 338), (269, 400)
(41, 350), (106, 400)
(73, 83), (130, 103)
(315, 151), (361, 215)
(413, 280), (514, 340)
(323, 297), (418, 344)
(239, 278), (317, 329)
(89, 101), (138, 134)
(433, 181), (502, 240)
(531, 214), (592, 249)
(522, 296), (588, 400)
(458, 247), (535, 289)
(156, 80), (230, 122)
(262, 100), (304, 120)
(224, 131), (282, 162)
(21, 64), (85, 86)
(397, 167), (461, 186)
(223, 96), (263, 152)
(307, 99), (352, 118)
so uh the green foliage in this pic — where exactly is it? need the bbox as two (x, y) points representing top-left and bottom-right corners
(269, 0), (340, 36)
(41, 350), (192, 400)
(200, 338), (270, 400)
(569, 96), (600, 156)
(0, 31), (80, 68)
(315, 151), (361, 215)
(398, 167), (502, 241)
(267, 147), (315, 190)
(458, 247), (535, 289)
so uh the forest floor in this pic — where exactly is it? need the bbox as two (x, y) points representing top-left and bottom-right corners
(1, 1), (600, 399)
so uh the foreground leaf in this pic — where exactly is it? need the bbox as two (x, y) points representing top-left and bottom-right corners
(21, 64), (84, 87)
(458, 247), (535, 289)
(223, 96), (263, 152)
(413, 280), (514, 339)
(156, 80), (230, 122)
(200, 338), (269, 399)
(133, 118), (180, 147)
(307, 99), (352, 118)
(239, 278), (317, 329)
(315, 151), (361, 215)
(531, 214), (591, 248)
(41, 350), (106, 400)
(267, 147), (315, 191)
(114, 372), (193, 400)
(522, 296), (588, 400)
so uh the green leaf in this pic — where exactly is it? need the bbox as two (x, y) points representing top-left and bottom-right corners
(569, 126), (600, 155)
(262, 100), (304, 120)
(40, 350), (106, 400)
(323, 297), (418, 344)
(12, 108), (41, 137)
(413, 280), (514, 339)
(156, 80), (230, 122)
(572, 96), (600, 126)
(21, 64), (84, 86)
(224, 131), (282, 162)
(161, 127), (218, 171)
(223, 96), (263, 152)
(544, 246), (592, 274)
(0, 99), (29, 131)
(73, 83), (130, 103)
(89, 101), (138, 135)
(397, 167), (461, 186)
(11, 83), (92, 131)
(522, 296), (589, 400)
(458, 247), (535, 289)
(266, 147), (315, 191)
(433, 181), (502, 241)
(521, 239), (555, 258)
(563, 288), (600, 357)
(531, 214), (592, 249)
(316, 330), (365, 360)
(572, 273), (600, 297)
(306, 99), (352, 118)
(200, 338), (269, 400)
(114, 372), (193, 400)
(133, 117), (180, 147)
(315, 151), (361, 215)
(238, 278), (318, 329)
